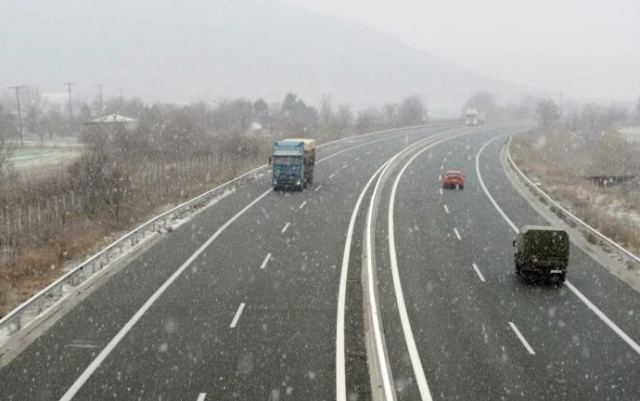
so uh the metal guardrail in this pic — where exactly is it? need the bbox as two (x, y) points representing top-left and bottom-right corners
(506, 136), (640, 265)
(0, 123), (449, 336)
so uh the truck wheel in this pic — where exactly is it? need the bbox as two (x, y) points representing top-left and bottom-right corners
(550, 273), (566, 286)
(459, 185), (464, 190)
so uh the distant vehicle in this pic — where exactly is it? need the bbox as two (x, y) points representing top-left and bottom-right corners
(442, 169), (465, 189)
(465, 108), (485, 126)
(269, 138), (316, 190)
(513, 226), (569, 284)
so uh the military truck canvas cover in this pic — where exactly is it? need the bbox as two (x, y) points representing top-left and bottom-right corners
(517, 226), (569, 261)
(282, 138), (315, 151)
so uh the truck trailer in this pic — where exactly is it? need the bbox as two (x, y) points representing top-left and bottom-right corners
(465, 108), (485, 126)
(270, 138), (316, 190)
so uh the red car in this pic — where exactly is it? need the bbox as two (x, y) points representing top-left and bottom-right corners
(442, 169), (464, 190)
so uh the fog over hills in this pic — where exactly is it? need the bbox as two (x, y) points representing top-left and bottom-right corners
(0, 0), (527, 115)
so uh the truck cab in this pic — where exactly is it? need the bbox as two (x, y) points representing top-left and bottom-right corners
(513, 225), (569, 284)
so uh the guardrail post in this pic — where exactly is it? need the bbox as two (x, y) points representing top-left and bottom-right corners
(15, 315), (21, 332)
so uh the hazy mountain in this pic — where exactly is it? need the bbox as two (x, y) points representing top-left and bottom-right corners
(0, 0), (526, 115)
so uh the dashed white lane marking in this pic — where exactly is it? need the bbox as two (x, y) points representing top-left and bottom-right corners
(57, 188), (273, 401)
(440, 165), (444, 170)
(314, 185), (322, 192)
(197, 393), (207, 401)
(439, 188), (443, 195)
(472, 263), (486, 282)
(329, 172), (337, 179)
(230, 303), (246, 328)
(453, 228), (462, 240)
(447, 151), (452, 156)
(443, 157), (447, 162)
(281, 222), (290, 233)
(444, 204), (449, 214)
(476, 135), (640, 356)
(438, 175), (442, 181)
(342, 163), (348, 169)
(508, 322), (535, 355)
(299, 200), (308, 209)
(260, 253), (272, 270)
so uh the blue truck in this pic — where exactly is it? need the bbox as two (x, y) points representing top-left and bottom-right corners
(269, 138), (316, 190)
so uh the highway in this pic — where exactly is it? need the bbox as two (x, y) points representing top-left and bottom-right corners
(1, 124), (639, 401)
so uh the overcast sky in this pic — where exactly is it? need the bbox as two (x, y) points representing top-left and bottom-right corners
(286, 0), (640, 103)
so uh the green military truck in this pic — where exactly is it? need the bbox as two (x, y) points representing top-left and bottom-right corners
(513, 226), (570, 284)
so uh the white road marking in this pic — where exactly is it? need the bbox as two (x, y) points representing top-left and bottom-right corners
(472, 263), (486, 282)
(477, 135), (640, 356)
(443, 157), (447, 162)
(299, 200), (307, 209)
(444, 204), (449, 214)
(314, 185), (322, 192)
(454, 228), (462, 240)
(438, 174), (442, 181)
(355, 157), (360, 161)
(439, 188), (443, 195)
(508, 322), (535, 355)
(329, 172), (337, 179)
(56, 128), (459, 401)
(260, 253), (272, 270)
(58, 189), (273, 401)
(342, 163), (348, 169)
(230, 303), (246, 328)
(447, 151), (452, 156)
(440, 165), (444, 170)
(386, 132), (478, 401)
(281, 222), (290, 233)
(197, 393), (207, 401)
(336, 160), (390, 401)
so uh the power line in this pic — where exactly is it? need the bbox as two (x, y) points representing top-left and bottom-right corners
(7, 85), (24, 146)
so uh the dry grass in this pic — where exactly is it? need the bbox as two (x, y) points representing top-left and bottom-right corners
(511, 133), (640, 260)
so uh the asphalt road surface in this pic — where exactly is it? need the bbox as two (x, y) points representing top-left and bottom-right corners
(1, 124), (638, 401)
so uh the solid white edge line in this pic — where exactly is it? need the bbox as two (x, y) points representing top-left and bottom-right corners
(299, 200), (307, 209)
(230, 302), (246, 328)
(197, 393), (207, 401)
(565, 281), (640, 355)
(475, 136), (520, 233)
(477, 135), (640, 357)
(260, 253), (272, 270)
(387, 132), (479, 401)
(58, 189), (273, 401)
(336, 160), (390, 401)
(281, 222), (290, 233)
(444, 205), (449, 214)
(314, 185), (322, 192)
(472, 263), (486, 282)
(508, 322), (535, 355)
(454, 228), (462, 241)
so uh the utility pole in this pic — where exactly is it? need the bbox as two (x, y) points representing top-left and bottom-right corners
(8, 85), (24, 146)
(96, 84), (104, 116)
(63, 82), (76, 122)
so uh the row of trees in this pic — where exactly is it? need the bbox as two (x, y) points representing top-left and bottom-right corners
(533, 97), (639, 141)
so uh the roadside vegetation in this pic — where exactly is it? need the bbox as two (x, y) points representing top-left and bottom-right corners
(0, 90), (428, 317)
(511, 97), (640, 266)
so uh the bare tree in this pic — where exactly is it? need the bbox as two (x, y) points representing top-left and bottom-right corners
(534, 98), (561, 130)
(398, 95), (426, 126)
(21, 86), (45, 139)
